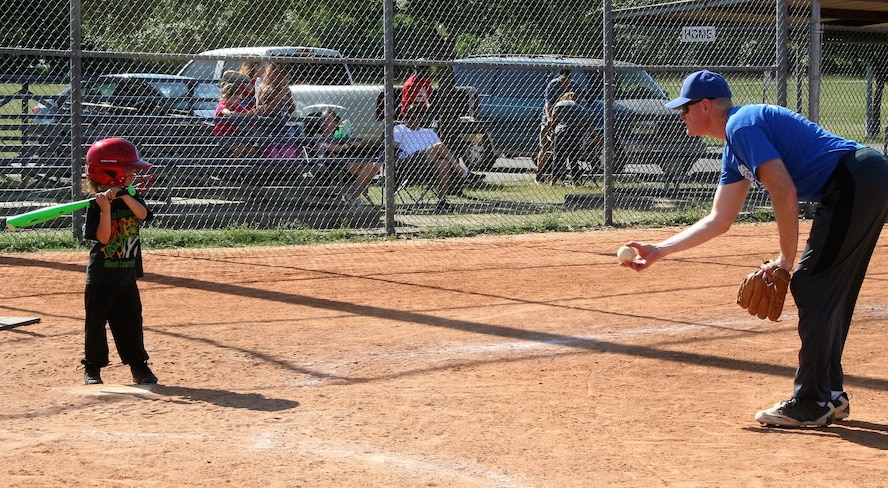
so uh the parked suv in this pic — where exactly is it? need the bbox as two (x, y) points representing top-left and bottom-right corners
(452, 55), (706, 179)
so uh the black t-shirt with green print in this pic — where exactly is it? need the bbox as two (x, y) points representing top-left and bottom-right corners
(84, 195), (153, 286)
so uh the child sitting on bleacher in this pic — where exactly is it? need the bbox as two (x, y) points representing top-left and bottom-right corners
(214, 79), (258, 158)
(305, 109), (381, 208)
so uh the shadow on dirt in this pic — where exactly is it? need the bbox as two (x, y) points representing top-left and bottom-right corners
(744, 419), (888, 450)
(151, 384), (299, 411)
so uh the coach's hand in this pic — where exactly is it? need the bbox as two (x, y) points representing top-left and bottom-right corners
(622, 241), (661, 271)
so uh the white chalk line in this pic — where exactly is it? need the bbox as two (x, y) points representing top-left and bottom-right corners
(75, 427), (524, 486)
(82, 429), (211, 442)
(71, 306), (887, 486)
(69, 320), (698, 485)
(286, 433), (526, 487)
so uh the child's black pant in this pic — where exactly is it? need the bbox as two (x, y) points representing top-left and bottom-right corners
(83, 283), (149, 367)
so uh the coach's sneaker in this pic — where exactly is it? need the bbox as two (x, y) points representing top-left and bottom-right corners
(755, 397), (834, 427)
(830, 392), (850, 421)
(83, 364), (103, 385)
(130, 362), (158, 385)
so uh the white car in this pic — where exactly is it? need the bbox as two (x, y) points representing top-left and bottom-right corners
(177, 46), (353, 85)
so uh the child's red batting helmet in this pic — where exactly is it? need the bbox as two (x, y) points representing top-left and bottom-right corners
(85, 138), (151, 186)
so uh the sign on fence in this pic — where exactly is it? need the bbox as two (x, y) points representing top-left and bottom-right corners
(681, 26), (716, 43)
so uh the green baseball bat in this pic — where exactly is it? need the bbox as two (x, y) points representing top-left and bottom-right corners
(6, 185), (135, 230)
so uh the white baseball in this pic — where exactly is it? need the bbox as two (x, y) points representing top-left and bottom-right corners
(617, 245), (636, 264)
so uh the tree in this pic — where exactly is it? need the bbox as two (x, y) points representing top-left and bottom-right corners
(396, 0), (603, 59)
(0, 0), (70, 74)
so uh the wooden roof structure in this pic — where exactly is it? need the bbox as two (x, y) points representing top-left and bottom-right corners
(610, 1), (888, 121)
(820, 0), (888, 29)
(613, 0), (888, 30)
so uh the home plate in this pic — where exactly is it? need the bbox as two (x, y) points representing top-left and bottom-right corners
(0, 316), (40, 331)
(71, 384), (155, 397)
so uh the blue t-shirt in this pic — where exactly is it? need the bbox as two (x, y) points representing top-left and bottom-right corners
(720, 104), (861, 201)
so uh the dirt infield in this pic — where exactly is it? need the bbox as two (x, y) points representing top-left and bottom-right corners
(2, 222), (887, 487)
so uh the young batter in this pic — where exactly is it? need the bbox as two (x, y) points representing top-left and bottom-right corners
(80, 138), (158, 386)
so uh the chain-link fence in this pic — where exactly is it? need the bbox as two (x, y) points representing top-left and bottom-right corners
(2, 0), (888, 245)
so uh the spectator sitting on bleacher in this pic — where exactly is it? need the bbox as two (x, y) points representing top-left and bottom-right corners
(393, 104), (485, 213)
(214, 79), (258, 158)
(305, 108), (382, 208)
(255, 61), (300, 159)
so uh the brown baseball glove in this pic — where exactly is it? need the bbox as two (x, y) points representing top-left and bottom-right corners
(736, 261), (792, 321)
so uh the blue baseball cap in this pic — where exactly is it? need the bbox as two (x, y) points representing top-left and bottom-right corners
(665, 70), (732, 109)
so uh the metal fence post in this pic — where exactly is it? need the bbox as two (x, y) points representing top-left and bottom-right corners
(70, 0), (84, 241)
(809, 0), (822, 123)
(602, 0), (615, 227)
(776, 0), (788, 107)
(383, 0), (396, 236)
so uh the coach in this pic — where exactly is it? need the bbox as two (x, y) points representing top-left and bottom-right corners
(624, 70), (888, 428)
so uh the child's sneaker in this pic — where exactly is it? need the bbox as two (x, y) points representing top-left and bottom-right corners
(130, 362), (158, 385)
(830, 392), (850, 420)
(755, 397), (834, 427)
(83, 364), (103, 385)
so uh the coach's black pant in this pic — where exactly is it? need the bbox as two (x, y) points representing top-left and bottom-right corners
(83, 283), (149, 367)
(791, 147), (888, 402)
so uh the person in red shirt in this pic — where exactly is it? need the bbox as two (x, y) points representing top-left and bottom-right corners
(401, 64), (433, 117)
(214, 80), (258, 157)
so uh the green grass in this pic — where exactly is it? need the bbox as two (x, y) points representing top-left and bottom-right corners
(0, 83), (67, 122)
(0, 229), (88, 252)
(0, 225), (395, 253)
(0, 203), (778, 252)
(141, 226), (374, 248)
